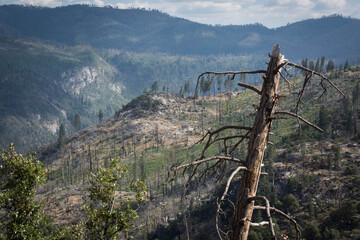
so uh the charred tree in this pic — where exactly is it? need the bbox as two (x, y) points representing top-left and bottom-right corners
(229, 45), (283, 239)
(170, 44), (344, 240)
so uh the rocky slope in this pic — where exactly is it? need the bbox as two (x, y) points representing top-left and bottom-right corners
(33, 65), (360, 238)
(0, 38), (126, 152)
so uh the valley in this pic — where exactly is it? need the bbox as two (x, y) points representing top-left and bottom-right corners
(0, 4), (360, 240)
(32, 67), (360, 239)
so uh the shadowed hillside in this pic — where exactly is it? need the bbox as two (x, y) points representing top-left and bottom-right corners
(0, 5), (360, 60)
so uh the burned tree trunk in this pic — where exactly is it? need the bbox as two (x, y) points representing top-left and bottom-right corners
(170, 44), (344, 240)
(229, 45), (283, 240)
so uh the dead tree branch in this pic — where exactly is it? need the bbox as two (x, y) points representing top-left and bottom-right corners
(194, 70), (266, 99)
(171, 156), (246, 172)
(248, 196), (276, 239)
(237, 82), (262, 95)
(199, 126), (251, 158)
(279, 71), (295, 90)
(216, 166), (247, 240)
(170, 45), (343, 240)
(274, 111), (323, 132)
(250, 221), (271, 227)
(284, 62), (345, 97)
(253, 205), (301, 240)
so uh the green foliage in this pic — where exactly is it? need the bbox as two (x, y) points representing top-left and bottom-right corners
(344, 164), (359, 176)
(120, 94), (161, 114)
(353, 82), (360, 105)
(318, 105), (329, 132)
(309, 60), (315, 70)
(84, 158), (147, 240)
(58, 123), (67, 148)
(320, 56), (325, 72)
(303, 223), (322, 240)
(0, 144), (50, 239)
(248, 230), (261, 240)
(0, 38), (126, 152)
(344, 60), (350, 70)
(327, 200), (359, 231)
(52, 224), (85, 240)
(184, 80), (191, 97)
(326, 60), (335, 71)
(323, 228), (340, 240)
(315, 58), (320, 72)
(331, 144), (341, 169)
(98, 109), (104, 123)
(151, 81), (158, 94)
(74, 113), (81, 131)
(301, 58), (308, 68)
(282, 194), (300, 213)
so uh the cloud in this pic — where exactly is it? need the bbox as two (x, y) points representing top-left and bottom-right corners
(3, 0), (360, 28)
(93, 0), (103, 6)
(16, 0), (62, 7)
(315, 0), (346, 9)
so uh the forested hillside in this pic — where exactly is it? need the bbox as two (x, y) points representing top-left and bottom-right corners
(0, 37), (126, 152)
(0, 36), (265, 152)
(1, 4), (360, 152)
(0, 5), (360, 239)
(22, 64), (359, 239)
(0, 5), (360, 60)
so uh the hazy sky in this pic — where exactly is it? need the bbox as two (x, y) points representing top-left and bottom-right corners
(1, 0), (360, 28)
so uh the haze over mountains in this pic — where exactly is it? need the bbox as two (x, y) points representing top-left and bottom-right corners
(1, 4), (360, 152)
(1, 4), (360, 60)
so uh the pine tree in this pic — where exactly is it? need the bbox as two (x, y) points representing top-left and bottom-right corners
(344, 60), (350, 70)
(318, 105), (329, 133)
(58, 123), (66, 148)
(151, 81), (158, 94)
(98, 109), (103, 123)
(74, 113), (81, 131)
(326, 60), (335, 71)
(315, 58), (320, 72)
(320, 56), (326, 72)
(179, 86), (184, 97)
(184, 80), (191, 97)
(309, 60), (315, 70)
(301, 58), (308, 68)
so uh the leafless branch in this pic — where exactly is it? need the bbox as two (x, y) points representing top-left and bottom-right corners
(253, 205), (301, 240)
(250, 221), (271, 227)
(229, 131), (251, 154)
(221, 167), (247, 203)
(274, 111), (323, 132)
(285, 62), (345, 97)
(248, 196), (276, 239)
(279, 71), (295, 90)
(194, 70), (266, 99)
(171, 156), (246, 171)
(237, 82), (262, 95)
(216, 166), (247, 240)
(199, 126), (251, 158)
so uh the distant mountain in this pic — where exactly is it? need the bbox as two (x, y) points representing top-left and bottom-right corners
(0, 36), (266, 152)
(0, 5), (360, 60)
(1, 4), (360, 152)
(0, 37), (126, 152)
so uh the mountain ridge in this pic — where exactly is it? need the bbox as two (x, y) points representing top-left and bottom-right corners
(1, 5), (360, 60)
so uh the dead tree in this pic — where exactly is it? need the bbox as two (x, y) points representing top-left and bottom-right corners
(170, 44), (344, 240)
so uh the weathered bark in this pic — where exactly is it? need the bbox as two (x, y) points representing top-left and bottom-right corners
(229, 45), (283, 240)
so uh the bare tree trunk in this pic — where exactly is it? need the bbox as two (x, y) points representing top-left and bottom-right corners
(88, 144), (92, 173)
(229, 45), (283, 240)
